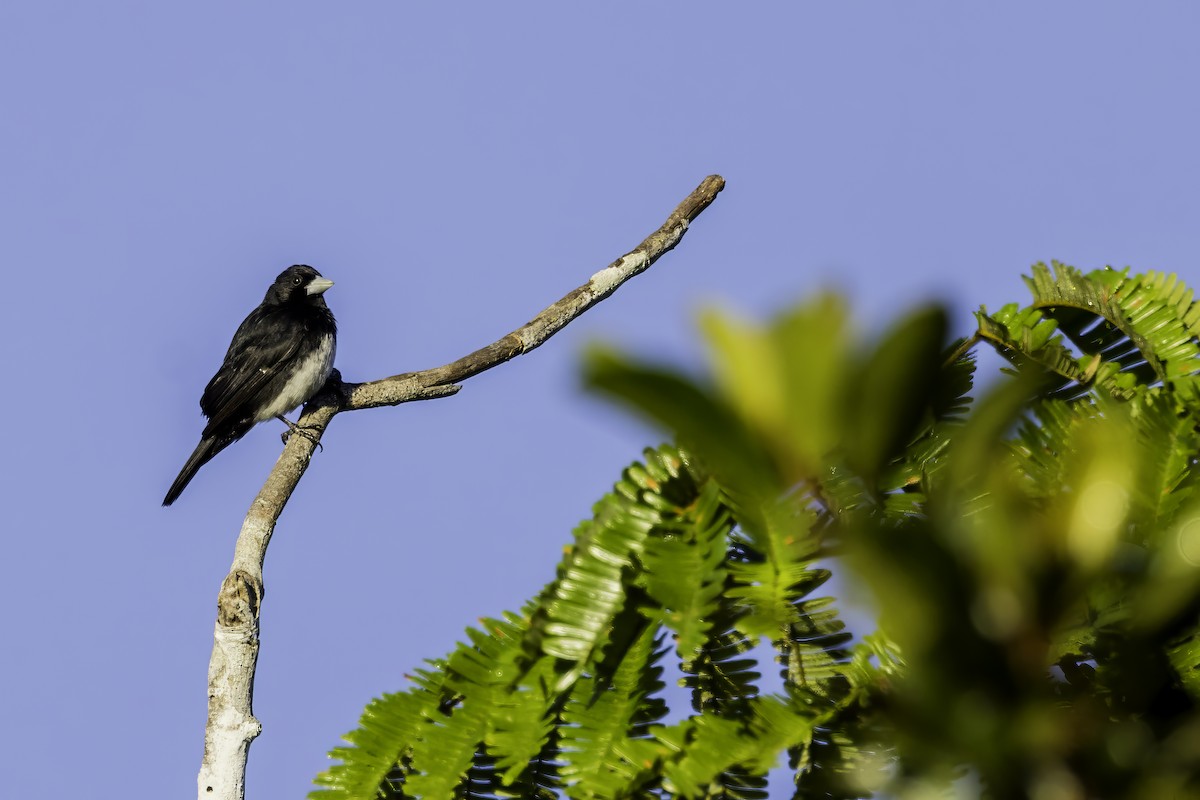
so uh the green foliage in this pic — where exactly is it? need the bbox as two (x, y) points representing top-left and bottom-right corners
(314, 264), (1200, 799)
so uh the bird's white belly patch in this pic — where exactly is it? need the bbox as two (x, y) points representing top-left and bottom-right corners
(255, 336), (336, 421)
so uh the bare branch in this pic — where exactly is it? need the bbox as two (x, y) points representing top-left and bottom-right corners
(196, 174), (726, 799)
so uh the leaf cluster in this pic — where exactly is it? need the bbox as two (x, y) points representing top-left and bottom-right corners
(314, 263), (1200, 799)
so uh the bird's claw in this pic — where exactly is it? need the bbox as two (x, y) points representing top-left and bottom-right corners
(278, 416), (324, 451)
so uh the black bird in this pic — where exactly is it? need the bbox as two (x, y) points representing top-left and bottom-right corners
(164, 264), (337, 506)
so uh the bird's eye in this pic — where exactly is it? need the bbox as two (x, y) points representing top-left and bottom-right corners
(292, 276), (303, 286)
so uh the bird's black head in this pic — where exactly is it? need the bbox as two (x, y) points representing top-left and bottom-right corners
(265, 264), (335, 307)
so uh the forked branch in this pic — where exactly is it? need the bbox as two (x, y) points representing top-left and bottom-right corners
(196, 174), (726, 800)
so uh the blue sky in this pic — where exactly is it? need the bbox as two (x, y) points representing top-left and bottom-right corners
(3, 4), (1199, 797)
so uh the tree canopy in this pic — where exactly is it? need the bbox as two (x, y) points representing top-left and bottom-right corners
(312, 263), (1200, 800)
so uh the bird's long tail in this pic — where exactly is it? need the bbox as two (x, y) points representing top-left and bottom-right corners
(163, 435), (224, 506)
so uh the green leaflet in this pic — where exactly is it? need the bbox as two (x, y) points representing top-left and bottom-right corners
(639, 480), (730, 662)
(977, 261), (1200, 404)
(311, 689), (431, 800)
(657, 696), (811, 796)
(557, 621), (668, 799)
(530, 445), (722, 684)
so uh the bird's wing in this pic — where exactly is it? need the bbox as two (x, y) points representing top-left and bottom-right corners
(199, 306), (304, 435)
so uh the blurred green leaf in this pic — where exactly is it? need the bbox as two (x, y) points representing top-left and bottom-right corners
(842, 306), (948, 481)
